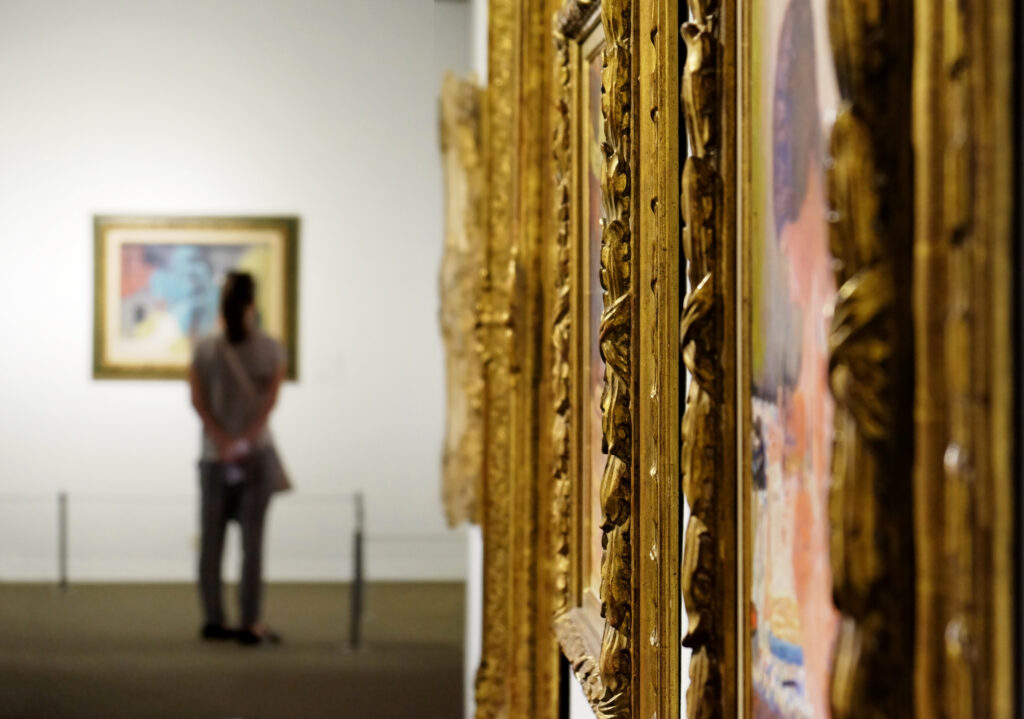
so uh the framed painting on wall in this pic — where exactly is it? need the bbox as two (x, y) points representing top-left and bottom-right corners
(93, 215), (299, 380)
(740, 0), (916, 714)
(681, 0), (914, 716)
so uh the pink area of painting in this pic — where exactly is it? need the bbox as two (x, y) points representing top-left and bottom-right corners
(120, 245), (154, 298)
(750, 1), (839, 716)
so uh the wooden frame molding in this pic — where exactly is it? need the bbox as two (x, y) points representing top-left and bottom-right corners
(474, 1), (517, 714)
(551, 0), (603, 695)
(595, 0), (635, 715)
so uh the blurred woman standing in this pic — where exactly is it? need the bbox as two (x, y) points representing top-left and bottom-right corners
(189, 271), (286, 645)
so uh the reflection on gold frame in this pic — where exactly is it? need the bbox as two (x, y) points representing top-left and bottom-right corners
(93, 215), (299, 380)
(439, 73), (486, 527)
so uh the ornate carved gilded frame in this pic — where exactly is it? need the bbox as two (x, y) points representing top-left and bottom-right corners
(552, 0), (681, 717)
(439, 73), (486, 527)
(551, 1), (612, 706)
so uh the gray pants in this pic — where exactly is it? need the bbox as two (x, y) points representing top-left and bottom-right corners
(198, 451), (274, 628)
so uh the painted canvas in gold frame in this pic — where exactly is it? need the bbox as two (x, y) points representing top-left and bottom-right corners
(93, 215), (299, 380)
(681, 1), (915, 718)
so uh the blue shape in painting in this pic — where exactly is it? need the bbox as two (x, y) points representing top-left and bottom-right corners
(147, 246), (220, 338)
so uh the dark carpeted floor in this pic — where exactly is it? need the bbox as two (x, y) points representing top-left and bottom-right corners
(0, 582), (464, 719)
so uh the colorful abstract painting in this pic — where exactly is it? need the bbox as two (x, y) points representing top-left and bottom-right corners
(748, 1), (839, 717)
(94, 217), (298, 379)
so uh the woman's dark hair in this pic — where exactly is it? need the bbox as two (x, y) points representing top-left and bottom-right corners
(772, 0), (821, 238)
(221, 271), (256, 344)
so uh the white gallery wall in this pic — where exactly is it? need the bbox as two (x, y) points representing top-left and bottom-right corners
(0, 0), (468, 582)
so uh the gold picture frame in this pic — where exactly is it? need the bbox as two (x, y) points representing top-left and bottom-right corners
(439, 72), (486, 527)
(817, 5), (915, 716)
(679, 0), (738, 712)
(93, 215), (299, 380)
(552, 1), (682, 717)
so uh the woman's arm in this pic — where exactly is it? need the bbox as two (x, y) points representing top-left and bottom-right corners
(241, 365), (284, 444)
(189, 365), (233, 459)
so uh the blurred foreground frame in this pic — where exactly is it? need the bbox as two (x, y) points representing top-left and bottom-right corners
(914, 0), (1018, 716)
(93, 215), (299, 381)
(472, 0), (562, 716)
